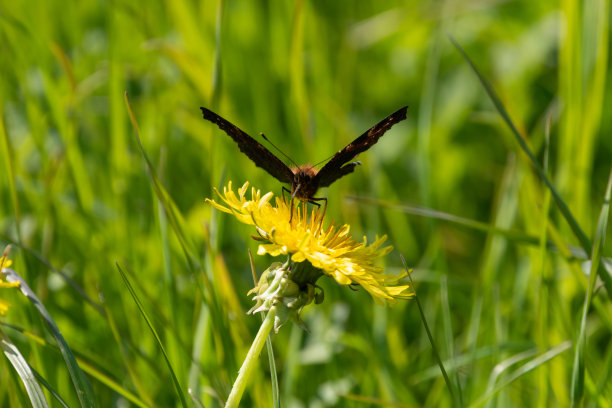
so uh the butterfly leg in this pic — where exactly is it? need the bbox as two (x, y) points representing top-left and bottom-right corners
(280, 186), (296, 222)
(288, 185), (302, 223)
(309, 197), (328, 221)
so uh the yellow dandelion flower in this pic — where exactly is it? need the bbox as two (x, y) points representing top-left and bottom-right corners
(0, 255), (20, 316)
(206, 181), (413, 306)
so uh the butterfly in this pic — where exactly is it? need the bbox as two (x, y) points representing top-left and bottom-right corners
(200, 106), (408, 211)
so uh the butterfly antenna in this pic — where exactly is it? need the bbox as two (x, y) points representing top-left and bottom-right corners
(260, 132), (299, 168)
(312, 153), (336, 169)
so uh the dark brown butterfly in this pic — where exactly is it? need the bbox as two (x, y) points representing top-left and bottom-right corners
(200, 106), (408, 208)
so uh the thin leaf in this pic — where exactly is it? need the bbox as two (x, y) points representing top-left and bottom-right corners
(123, 91), (200, 272)
(341, 393), (413, 407)
(125, 91), (233, 365)
(76, 358), (151, 408)
(125, 92), (240, 402)
(440, 275), (464, 406)
(188, 389), (207, 408)
(350, 196), (600, 262)
(115, 263), (188, 408)
(410, 343), (533, 384)
(30, 366), (71, 408)
(0, 237), (104, 315)
(0, 329), (49, 408)
(470, 341), (572, 408)
(447, 35), (612, 296)
(2, 321), (149, 408)
(210, 0), (224, 108)
(0, 107), (22, 241)
(401, 255), (458, 406)
(571, 167), (612, 405)
(1, 269), (97, 407)
(484, 347), (539, 398)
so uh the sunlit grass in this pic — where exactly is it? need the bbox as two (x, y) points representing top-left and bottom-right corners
(0, 0), (611, 407)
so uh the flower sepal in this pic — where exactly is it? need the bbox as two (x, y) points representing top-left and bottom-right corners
(248, 259), (324, 332)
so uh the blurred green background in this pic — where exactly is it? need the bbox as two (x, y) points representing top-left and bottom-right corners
(1, 0), (611, 406)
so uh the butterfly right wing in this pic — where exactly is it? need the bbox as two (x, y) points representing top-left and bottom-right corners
(315, 106), (408, 188)
(200, 107), (294, 184)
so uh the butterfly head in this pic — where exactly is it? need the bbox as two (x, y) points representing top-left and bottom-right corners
(291, 165), (319, 200)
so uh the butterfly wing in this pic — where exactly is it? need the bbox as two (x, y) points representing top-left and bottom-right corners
(315, 106), (408, 187)
(200, 107), (294, 184)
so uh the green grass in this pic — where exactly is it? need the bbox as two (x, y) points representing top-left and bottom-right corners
(1, 0), (611, 407)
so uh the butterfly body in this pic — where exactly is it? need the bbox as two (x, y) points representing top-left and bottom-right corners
(290, 165), (318, 200)
(200, 106), (408, 202)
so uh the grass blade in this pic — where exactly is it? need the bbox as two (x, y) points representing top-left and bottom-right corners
(0, 239), (104, 315)
(188, 389), (206, 408)
(440, 275), (464, 406)
(116, 262), (188, 408)
(3, 321), (150, 408)
(571, 167), (612, 405)
(125, 92), (244, 402)
(30, 366), (71, 408)
(447, 35), (612, 296)
(0, 106), (21, 241)
(76, 358), (151, 408)
(470, 341), (572, 408)
(0, 329), (49, 408)
(401, 255), (458, 406)
(1, 268), (97, 407)
(483, 347), (539, 401)
(124, 91), (200, 271)
(350, 196), (601, 262)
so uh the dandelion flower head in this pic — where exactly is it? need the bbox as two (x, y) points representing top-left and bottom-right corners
(207, 182), (413, 305)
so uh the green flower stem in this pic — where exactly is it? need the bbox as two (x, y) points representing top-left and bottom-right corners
(225, 308), (276, 408)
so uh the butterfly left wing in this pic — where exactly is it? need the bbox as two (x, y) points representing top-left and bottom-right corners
(200, 107), (294, 184)
(315, 106), (408, 188)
